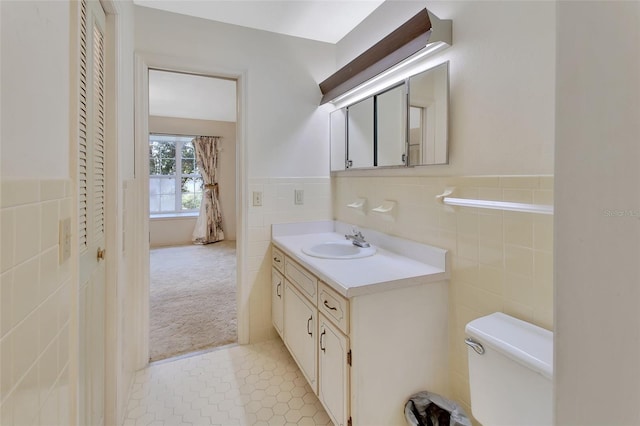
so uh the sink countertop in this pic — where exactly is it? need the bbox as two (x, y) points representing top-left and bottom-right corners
(271, 222), (448, 298)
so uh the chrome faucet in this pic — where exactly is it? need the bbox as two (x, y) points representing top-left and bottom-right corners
(345, 228), (370, 248)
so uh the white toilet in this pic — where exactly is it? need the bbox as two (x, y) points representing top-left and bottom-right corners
(465, 312), (553, 426)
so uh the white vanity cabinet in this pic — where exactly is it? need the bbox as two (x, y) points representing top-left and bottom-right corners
(271, 243), (449, 426)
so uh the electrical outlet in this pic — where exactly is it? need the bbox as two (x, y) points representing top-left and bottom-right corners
(59, 218), (71, 264)
(252, 191), (262, 207)
(294, 189), (304, 205)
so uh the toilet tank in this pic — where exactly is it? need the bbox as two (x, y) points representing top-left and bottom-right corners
(465, 313), (553, 426)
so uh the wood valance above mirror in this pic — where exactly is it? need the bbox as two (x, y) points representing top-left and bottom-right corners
(319, 8), (452, 105)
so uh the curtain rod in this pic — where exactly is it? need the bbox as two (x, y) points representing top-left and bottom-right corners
(149, 132), (222, 139)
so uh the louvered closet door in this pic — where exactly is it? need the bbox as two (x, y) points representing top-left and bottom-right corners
(78, 1), (107, 425)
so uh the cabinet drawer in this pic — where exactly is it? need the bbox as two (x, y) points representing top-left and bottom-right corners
(285, 257), (317, 302)
(318, 281), (349, 334)
(272, 246), (285, 273)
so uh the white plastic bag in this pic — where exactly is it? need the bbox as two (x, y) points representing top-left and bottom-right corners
(404, 391), (472, 426)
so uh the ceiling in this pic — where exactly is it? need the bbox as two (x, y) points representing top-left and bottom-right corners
(145, 1), (385, 122)
(134, 0), (385, 44)
(148, 70), (237, 122)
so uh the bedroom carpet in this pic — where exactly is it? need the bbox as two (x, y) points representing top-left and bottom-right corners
(149, 241), (237, 362)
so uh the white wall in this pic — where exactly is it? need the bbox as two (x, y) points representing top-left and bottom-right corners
(1, 1), (138, 425)
(149, 216), (196, 247)
(135, 6), (335, 179)
(1, 3), (75, 425)
(148, 115), (237, 242)
(555, 1), (640, 424)
(336, 1), (555, 176)
(134, 6), (336, 343)
(332, 0), (556, 417)
(0, 1), (70, 178)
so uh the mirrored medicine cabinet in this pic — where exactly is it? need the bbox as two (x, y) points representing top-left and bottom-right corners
(330, 61), (449, 171)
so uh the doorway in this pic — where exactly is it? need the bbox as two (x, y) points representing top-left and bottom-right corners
(146, 69), (238, 361)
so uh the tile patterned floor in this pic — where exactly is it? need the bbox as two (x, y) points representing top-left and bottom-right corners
(123, 339), (332, 426)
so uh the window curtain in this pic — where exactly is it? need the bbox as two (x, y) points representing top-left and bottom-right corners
(192, 136), (224, 244)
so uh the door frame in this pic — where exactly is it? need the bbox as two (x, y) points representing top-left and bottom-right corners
(133, 53), (249, 367)
(101, 1), (124, 424)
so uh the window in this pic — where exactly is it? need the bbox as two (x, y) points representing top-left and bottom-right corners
(149, 134), (203, 214)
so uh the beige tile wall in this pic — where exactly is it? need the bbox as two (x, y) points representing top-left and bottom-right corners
(247, 177), (332, 342)
(1, 179), (72, 425)
(333, 174), (553, 415)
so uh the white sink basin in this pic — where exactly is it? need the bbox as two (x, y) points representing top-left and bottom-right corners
(302, 240), (376, 259)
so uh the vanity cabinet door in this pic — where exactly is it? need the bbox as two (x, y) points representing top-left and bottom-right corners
(272, 269), (284, 337)
(284, 280), (317, 392)
(319, 315), (350, 426)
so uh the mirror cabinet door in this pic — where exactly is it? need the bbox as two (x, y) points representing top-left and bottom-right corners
(347, 97), (374, 169)
(408, 62), (449, 165)
(330, 109), (347, 171)
(331, 62), (449, 171)
(376, 84), (407, 167)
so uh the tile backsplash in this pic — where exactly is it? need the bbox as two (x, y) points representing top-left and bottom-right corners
(1, 179), (71, 425)
(333, 174), (553, 414)
(0, 174), (552, 422)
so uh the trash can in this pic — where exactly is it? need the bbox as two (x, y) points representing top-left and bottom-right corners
(405, 391), (471, 426)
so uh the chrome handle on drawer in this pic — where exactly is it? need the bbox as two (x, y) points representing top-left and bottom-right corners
(323, 300), (337, 311)
(307, 316), (313, 337)
(465, 338), (485, 355)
